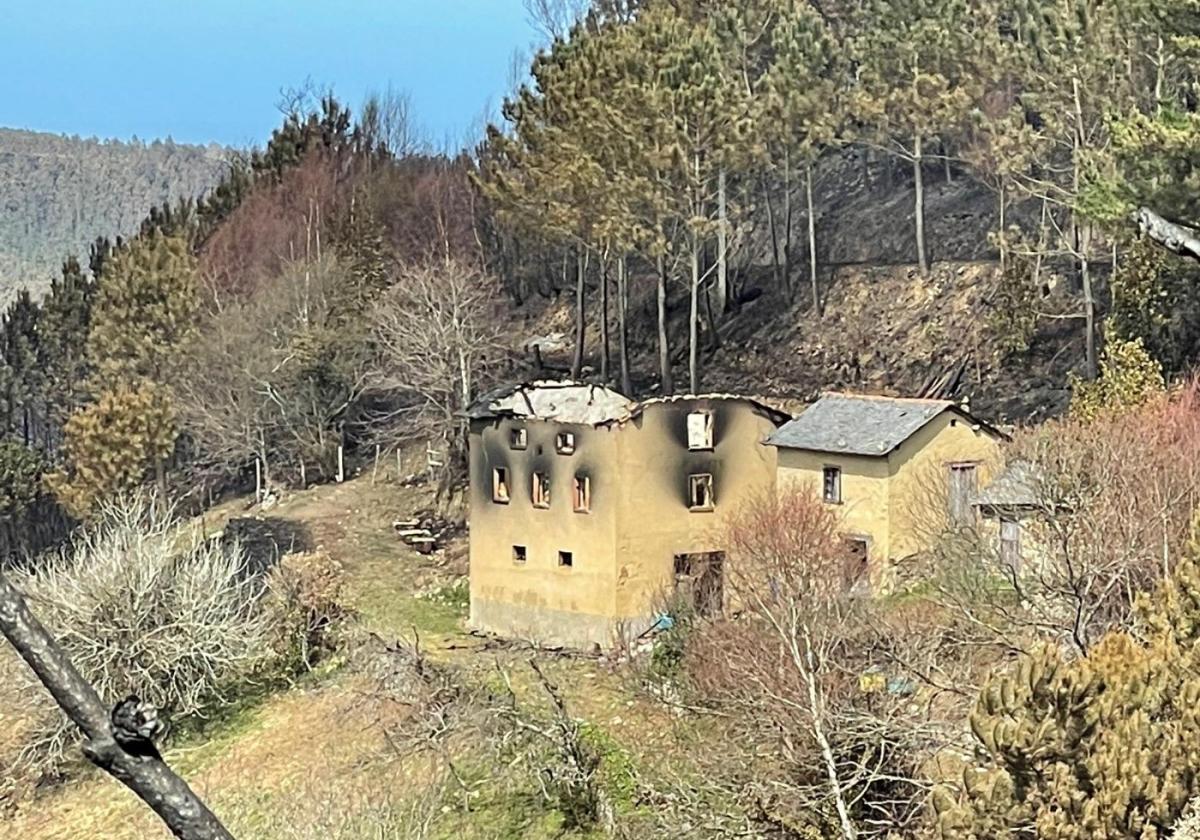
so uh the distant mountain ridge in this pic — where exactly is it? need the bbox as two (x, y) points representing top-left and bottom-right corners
(0, 127), (229, 306)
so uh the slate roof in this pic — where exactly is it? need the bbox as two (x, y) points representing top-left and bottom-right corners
(467, 381), (635, 425)
(467, 382), (793, 428)
(973, 460), (1042, 509)
(765, 392), (994, 456)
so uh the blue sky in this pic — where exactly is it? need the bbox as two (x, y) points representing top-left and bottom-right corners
(1, 1), (538, 149)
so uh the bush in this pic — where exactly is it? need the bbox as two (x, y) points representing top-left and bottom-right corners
(935, 544), (1200, 838)
(264, 550), (347, 671)
(3, 493), (326, 779)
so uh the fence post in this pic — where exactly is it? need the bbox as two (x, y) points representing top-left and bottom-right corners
(337, 446), (345, 483)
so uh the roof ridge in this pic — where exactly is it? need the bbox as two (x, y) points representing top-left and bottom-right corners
(820, 390), (953, 405)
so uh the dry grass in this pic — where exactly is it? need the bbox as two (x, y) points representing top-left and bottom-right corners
(0, 456), (685, 840)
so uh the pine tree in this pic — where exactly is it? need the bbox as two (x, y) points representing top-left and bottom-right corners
(936, 542), (1200, 838)
(47, 381), (177, 520)
(87, 232), (199, 388)
(851, 0), (987, 277)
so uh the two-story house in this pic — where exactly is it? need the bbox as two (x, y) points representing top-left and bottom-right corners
(767, 392), (1007, 585)
(466, 381), (789, 649)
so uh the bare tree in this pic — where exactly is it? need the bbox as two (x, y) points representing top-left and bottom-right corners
(370, 259), (507, 449)
(684, 488), (935, 838)
(523, 0), (590, 41)
(0, 569), (233, 840)
(927, 384), (1200, 657)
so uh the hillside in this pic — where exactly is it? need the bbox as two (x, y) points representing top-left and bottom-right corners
(0, 128), (228, 305)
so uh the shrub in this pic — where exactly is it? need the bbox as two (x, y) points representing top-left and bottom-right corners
(3, 493), (295, 778)
(935, 542), (1200, 838)
(1069, 329), (1165, 422)
(263, 550), (347, 671)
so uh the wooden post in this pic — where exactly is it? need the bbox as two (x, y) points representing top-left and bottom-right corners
(299, 462), (306, 489)
(396, 449), (402, 480)
(337, 446), (345, 483)
(255, 459), (262, 503)
(372, 444), (381, 484)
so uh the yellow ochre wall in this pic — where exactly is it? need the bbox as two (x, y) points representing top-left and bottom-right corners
(468, 416), (620, 648)
(887, 411), (1003, 559)
(468, 399), (782, 648)
(777, 448), (892, 563)
(611, 400), (780, 625)
(775, 409), (1003, 578)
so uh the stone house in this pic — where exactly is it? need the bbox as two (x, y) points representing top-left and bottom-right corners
(466, 381), (788, 649)
(767, 392), (1007, 584)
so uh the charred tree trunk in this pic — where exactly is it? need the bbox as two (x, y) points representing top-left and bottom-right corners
(806, 162), (819, 314)
(914, 134), (928, 276)
(716, 169), (728, 314)
(616, 256), (632, 395)
(656, 251), (673, 394)
(571, 249), (586, 380)
(689, 228), (701, 395)
(599, 257), (610, 382)
(0, 571), (234, 840)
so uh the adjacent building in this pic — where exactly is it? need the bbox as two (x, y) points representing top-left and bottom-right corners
(466, 381), (789, 649)
(767, 393), (1007, 584)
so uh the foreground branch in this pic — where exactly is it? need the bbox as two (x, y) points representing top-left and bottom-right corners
(0, 570), (234, 840)
(1134, 206), (1200, 263)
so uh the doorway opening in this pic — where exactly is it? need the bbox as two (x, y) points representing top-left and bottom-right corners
(674, 552), (725, 617)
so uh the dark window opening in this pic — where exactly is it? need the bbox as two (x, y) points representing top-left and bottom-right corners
(822, 466), (842, 504)
(688, 473), (715, 511)
(674, 552), (725, 617)
(532, 472), (551, 508)
(842, 538), (869, 591)
(556, 432), (576, 454)
(949, 463), (978, 526)
(510, 427), (528, 450)
(687, 411), (714, 450)
(558, 550), (574, 567)
(492, 467), (510, 504)
(513, 545), (527, 564)
(573, 474), (591, 513)
(1000, 518), (1021, 572)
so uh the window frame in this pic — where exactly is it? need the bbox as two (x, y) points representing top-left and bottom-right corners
(572, 473), (591, 513)
(491, 467), (510, 504)
(686, 410), (715, 451)
(531, 471), (551, 509)
(947, 461), (980, 526)
(555, 431), (576, 454)
(822, 465), (842, 504)
(512, 545), (527, 564)
(688, 472), (715, 512)
(509, 427), (528, 450)
(557, 549), (574, 568)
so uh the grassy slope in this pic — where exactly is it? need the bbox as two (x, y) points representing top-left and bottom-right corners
(1, 457), (684, 840)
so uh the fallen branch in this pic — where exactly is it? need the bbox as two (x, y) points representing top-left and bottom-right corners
(0, 570), (233, 840)
(1133, 206), (1200, 263)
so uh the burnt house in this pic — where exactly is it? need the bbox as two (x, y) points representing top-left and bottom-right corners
(466, 381), (788, 649)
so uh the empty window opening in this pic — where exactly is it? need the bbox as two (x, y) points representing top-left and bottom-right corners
(512, 545), (527, 564)
(1000, 519), (1021, 573)
(674, 552), (725, 617)
(822, 466), (842, 504)
(687, 411), (714, 450)
(573, 474), (591, 512)
(532, 471), (551, 508)
(492, 467), (510, 504)
(558, 550), (574, 567)
(948, 463), (978, 526)
(556, 431), (576, 454)
(510, 427), (528, 450)
(842, 538), (870, 592)
(688, 473), (715, 511)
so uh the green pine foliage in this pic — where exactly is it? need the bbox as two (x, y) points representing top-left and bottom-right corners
(936, 542), (1200, 838)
